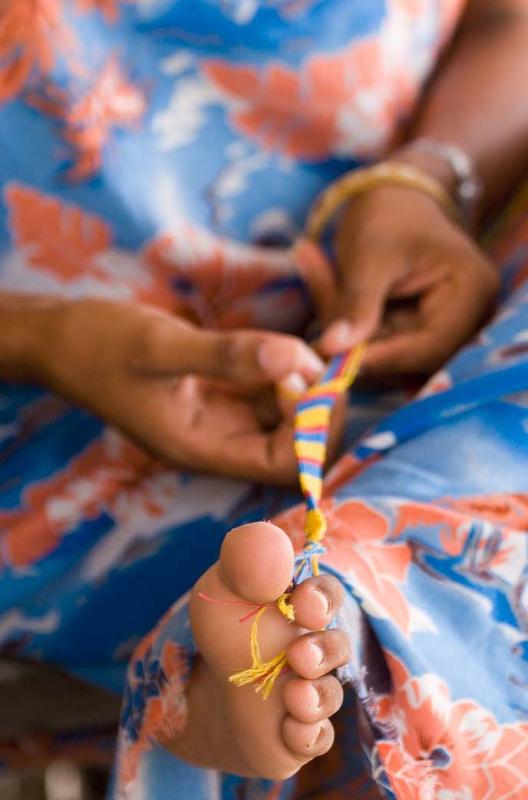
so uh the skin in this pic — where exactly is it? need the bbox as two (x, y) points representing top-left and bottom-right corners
(0, 294), (328, 486)
(170, 522), (350, 779)
(320, 185), (500, 376)
(160, 1), (528, 774)
(321, 0), (528, 375)
(1, 0), (528, 777)
(1, 1), (527, 476)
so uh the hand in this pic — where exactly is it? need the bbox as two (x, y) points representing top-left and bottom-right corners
(27, 298), (328, 485)
(319, 186), (499, 376)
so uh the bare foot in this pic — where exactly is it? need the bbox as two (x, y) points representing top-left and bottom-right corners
(168, 521), (350, 780)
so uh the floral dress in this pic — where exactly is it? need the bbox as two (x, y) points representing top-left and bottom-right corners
(1, 2), (527, 799)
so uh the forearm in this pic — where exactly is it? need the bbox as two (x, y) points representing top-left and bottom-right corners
(0, 292), (61, 381)
(398, 0), (528, 223)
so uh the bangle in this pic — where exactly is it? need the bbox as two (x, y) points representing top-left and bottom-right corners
(405, 138), (483, 224)
(305, 161), (461, 242)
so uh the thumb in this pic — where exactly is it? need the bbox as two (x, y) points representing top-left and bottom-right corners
(318, 258), (391, 356)
(141, 315), (325, 387)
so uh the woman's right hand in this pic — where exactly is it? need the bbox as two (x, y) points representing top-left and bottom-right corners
(12, 297), (325, 485)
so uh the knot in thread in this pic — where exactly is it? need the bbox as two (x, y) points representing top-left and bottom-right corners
(305, 507), (327, 542)
(276, 592), (295, 622)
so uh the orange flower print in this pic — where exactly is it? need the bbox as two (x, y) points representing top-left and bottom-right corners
(5, 183), (315, 323)
(0, 434), (154, 569)
(394, 501), (472, 557)
(4, 183), (174, 305)
(0, 0), (77, 103)
(144, 229), (320, 330)
(62, 57), (145, 180)
(276, 498), (414, 634)
(6, 183), (111, 281)
(445, 494), (528, 587)
(447, 493), (528, 532)
(376, 654), (528, 799)
(30, 57), (145, 181)
(75, 0), (134, 23)
(204, 0), (463, 161)
(203, 33), (409, 161)
(395, 496), (528, 591)
(119, 608), (189, 792)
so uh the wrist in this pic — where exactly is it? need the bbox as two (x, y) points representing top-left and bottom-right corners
(0, 294), (68, 382)
(391, 138), (483, 228)
(389, 146), (457, 195)
(307, 161), (459, 242)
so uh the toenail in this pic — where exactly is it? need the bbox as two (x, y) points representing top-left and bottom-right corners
(308, 641), (324, 667)
(311, 588), (330, 616)
(309, 724), (325, 749)
(309, 683), (321, 709)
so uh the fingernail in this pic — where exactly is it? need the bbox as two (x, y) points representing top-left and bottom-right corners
(308, 641), (324, 667)
(258, 339), (323, 381)
(312, 588), (330, 617)
(258, 339), (293, 379)
(279, 372), (308, 398)
(302, 348), (325, 377)
(324, 320), (353, 349)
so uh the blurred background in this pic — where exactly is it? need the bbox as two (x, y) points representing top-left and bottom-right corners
(1, 658), (119, 800)
(0, 763), (109, 800)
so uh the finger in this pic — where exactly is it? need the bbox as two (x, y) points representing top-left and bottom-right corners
(363, 261), (500, 376)
(276, 372), (311, 415)
(363, 329), (449, 375)
(318, 256), (395, 357)
(136, 314), (324, 387)
(183, 418), (300, 487)
(363, 299), (475, 375)
(223, 422), (299, 486)
(292, 238), (337, 321)
(325, 393), (346, 466)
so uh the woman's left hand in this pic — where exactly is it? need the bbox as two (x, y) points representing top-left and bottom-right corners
(319, 185), (500, 376)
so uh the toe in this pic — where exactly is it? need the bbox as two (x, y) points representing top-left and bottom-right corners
(289, 575), (344, 630)
(287, 629), (350, 679)
(219, 521), (294, 604)
(282, 717), (334, 759)
(283, 676), (343, 723)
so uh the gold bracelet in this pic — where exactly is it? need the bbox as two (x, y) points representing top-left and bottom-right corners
(305, 161), (461, 242)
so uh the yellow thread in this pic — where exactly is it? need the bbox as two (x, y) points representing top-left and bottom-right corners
(276, 593), (295, 622)
(229, 344), (365, 699)
(229, 605), (291, 699)
(342, 344), (365, 386)
(296, 440), (326, 462)
(230, 651), (289, 699)
(294, 406), (331, 428)
(304, 377), (351, 396)
(305, 507), (327, 541)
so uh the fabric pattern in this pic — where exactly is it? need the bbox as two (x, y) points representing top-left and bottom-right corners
(117, 223), (528, 798)
(6, 2), (528, 800)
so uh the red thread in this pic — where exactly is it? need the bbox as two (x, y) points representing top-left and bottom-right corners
(197, 591), (271, 624)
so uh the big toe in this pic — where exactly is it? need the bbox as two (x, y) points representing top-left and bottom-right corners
(220, 521), (295, 604)
(187, 520), (344, 780)
(191, 521), (297, 673)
